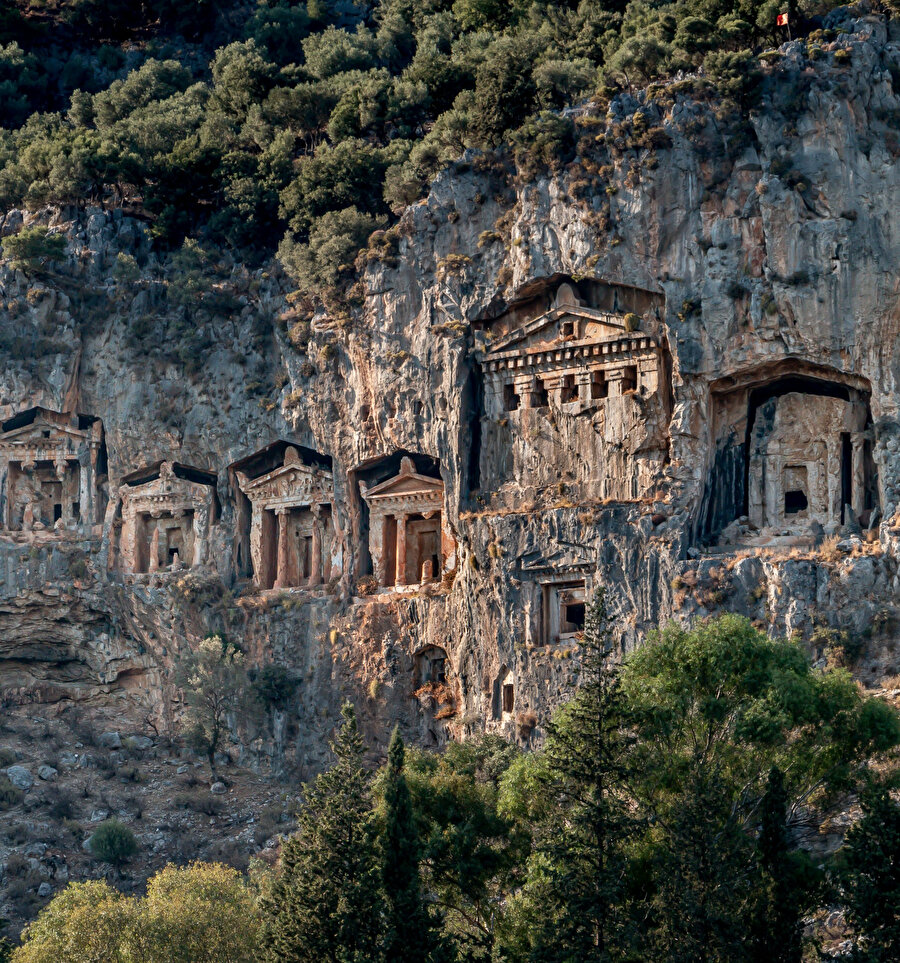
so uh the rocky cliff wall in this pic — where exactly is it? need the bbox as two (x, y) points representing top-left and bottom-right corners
(0, 10), (899, 769)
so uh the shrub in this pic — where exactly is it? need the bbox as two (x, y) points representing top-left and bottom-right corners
(0, 776), (23, 811)
(1, 227), (66, 273)
(89, 818), (138, 865)
(252, 663), (298, 710)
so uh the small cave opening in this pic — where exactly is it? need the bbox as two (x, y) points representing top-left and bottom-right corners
(784, 489), (808, 515)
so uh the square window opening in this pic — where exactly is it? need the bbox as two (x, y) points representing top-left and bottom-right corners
(560, 374), (578, 403)
(590, 371), (608, 400)
(784, 489), (808, 515)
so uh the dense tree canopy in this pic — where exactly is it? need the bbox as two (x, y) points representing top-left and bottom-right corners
(0, 0), (855, 292)
(10, 613), (900, 960)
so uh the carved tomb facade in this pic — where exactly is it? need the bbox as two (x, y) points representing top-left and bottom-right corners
(475, 280), (670, 503)
(360, 456), (455, 589)
(118, 461), (217, 574)
(236, 446), (338, 590)
(0, 407), (106, 535)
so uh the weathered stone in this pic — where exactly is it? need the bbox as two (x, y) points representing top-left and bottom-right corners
(6, 765), (33, 790)
(37, 765), (57, 781)
(210, 782), (227, 794)
(98, 732), (121, 750)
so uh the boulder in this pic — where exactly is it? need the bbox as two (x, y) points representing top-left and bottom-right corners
(6, 765), (33, 790)
(98, 731), (122, 750)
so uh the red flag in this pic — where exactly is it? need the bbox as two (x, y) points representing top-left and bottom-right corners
(776, 12), (789, 25)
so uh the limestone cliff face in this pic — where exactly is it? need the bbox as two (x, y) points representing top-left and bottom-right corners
(0, 11), (899, 768)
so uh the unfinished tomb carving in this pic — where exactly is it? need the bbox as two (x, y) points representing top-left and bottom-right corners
(700, 364), (877, 543)
(360, 456), (456, 589)
(118, 462), (217, 574)
(235, 446), (338, 590)
(0, 407), (106, 534)
(475, 278), (670, 503)
(518, 542), (593, 646)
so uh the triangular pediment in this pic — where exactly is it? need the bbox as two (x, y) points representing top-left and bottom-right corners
(0, 419), (89, 446)
(364, 472), (444, 499)
(485, 306), (628, 358)
(239, 461), (333, 503)
(363, 456), (444, 501)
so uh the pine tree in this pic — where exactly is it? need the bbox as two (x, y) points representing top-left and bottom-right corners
(752, 766), (808, 963)
(839, 786), (900, 961)
(260, 702), (384, 963)
(381, 727), (443, 963)
(528, 589), (636, 962)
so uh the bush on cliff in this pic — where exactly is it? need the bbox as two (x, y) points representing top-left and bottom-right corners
(88, 818), (138, 866)
(0, 227), (67, 273)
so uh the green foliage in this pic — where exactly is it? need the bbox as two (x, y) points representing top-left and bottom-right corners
(1, 226), (67, 272)
(0, 775), (23, 810)
(278, 206), (386, 291)
(381, 728), (445, 962)
(175, 634), (249, 775)
(252, 663), (299, 710)
(89, 818), (138, 866)
(260, 702), (385, 963)
(509, 591), (637, 962)
(402, 734), (526, 959)
(0, 0), (814, 296)
(838, 785), (900, 960)
(12, 864), (259, 963)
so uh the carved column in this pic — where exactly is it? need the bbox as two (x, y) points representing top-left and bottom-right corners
(274, 508), (291, 589)
(852, 436), (866, 516)
(148, 526), (160, 573)
(395, 513), (408, 586)
(0, 462), (8, 530)
(370, 511), (386, 586)
(79, 462), (91, 529)
(309, 506), (323, 586)
(192, 504), (209, 568)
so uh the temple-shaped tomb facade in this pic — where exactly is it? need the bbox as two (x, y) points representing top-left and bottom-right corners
(0, 407), (106, 535)
(236, 446), (339, 590)
(698, 362), (878, 545)
(748, 391), (871, 532)
(475, 279), (670, 503)
(361, 457), (456, 589)
(118, 462), (217, 574)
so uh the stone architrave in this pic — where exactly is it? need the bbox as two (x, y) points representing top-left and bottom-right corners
(478, 300), (663, 418)
(360, 457), (455, 589)
(0, 407), (105, 535)
(236, 447), (337, 591)
(473, 281), (669, 504)
(118, 461), (217, 575)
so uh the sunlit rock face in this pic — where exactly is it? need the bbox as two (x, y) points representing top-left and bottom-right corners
(0, 13), (899, 767)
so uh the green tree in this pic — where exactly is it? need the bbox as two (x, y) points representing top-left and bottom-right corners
(260, 702), (385, 963)
(12, 880), (133, 963)
(381, 727), (443, 962)
(404, 735), (524, 960)
(1, 226), (67, 273)
(12, 864), (259, 963)
(88, 818), (138, 867)
(621, 615), (900, 961)
(750, 766), (815, 963)
(516, 590), (636, 962)
(175, 634), (249, 779)
(839, 785), (900, 961)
